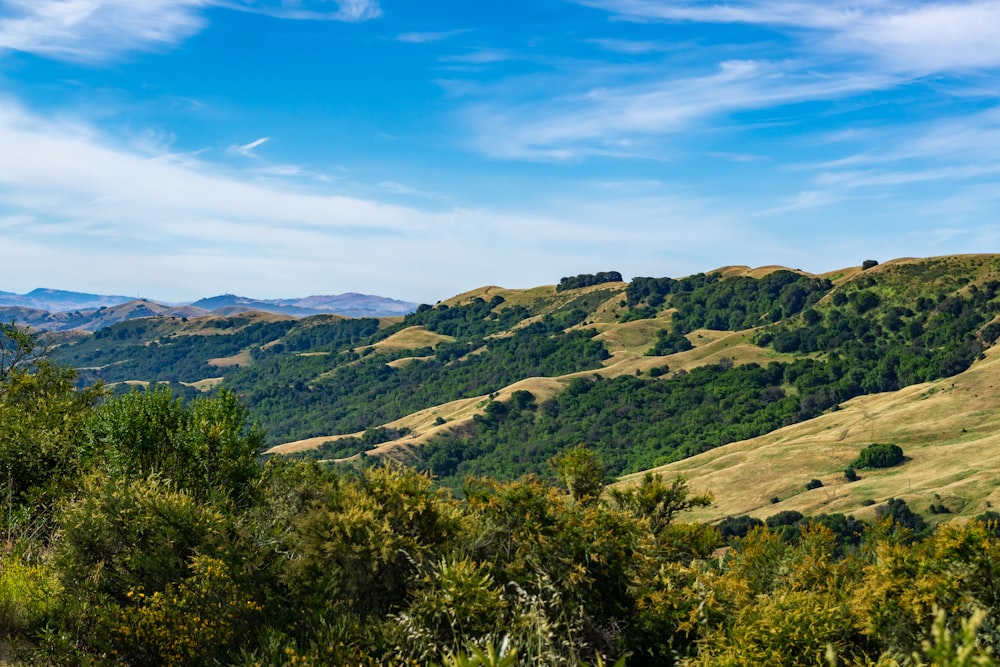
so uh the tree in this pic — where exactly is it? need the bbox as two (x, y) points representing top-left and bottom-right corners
(0, 321), (46, 390)
(853, 443), (904, 469)
(607, 473), (712, 535)
(549, 444), (606, 504)
(0, 324), (102, 511)
(85, 386), (264, 505)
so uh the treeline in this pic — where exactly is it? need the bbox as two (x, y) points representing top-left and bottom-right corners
(3, 330), (1000, 665)
(557, 271), (623, 292)
(624, 270), (832, 329)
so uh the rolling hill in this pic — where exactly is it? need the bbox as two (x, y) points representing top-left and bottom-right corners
(48, 254), (1000, 523)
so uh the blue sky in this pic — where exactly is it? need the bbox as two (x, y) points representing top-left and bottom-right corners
(1, 0), (999, 303)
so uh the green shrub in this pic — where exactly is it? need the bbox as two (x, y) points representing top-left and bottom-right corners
(0, 554), (60, 633)
(852, 443), (904, 469)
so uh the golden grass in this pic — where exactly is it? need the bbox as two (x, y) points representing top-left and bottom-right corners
(366, 326), (455, 353)
(387, 355), (433, 369)
(363, 376), (572, 458)
(711, 265), (808, 279)
(270, 255), (1000, 480)
(180, 377), (224, 392)
(617, 344), (1000, 524)
(441, 285), (556, 308)
(207, 350), (253, 368)
(442, 282), (628, 323)
(266, 432), (364, 455)
(591, 315), (672, 359)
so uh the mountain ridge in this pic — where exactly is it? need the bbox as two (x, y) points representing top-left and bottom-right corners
(0, 289), (419, 330)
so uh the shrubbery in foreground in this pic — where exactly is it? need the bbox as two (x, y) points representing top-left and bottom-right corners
(2, 328), (1000, 665)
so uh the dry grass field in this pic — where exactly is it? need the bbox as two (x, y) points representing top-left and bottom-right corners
(618, 343), (1000, 524)
(364, 325), (455, 353)
(181, 377), (224, 391)
(207, 350), (253, 368)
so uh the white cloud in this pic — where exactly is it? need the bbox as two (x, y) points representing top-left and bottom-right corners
(218, 0), (382, 22)
(441, 48), (513, 65)
(577, 1), (1000, 73)
(0, 99), (754, 301)
(377, 181), (447, 201)
(585, 38), (671, 54)
(465, 59), (892, 159)
(0, 0), (206, 61)
(229, 136), (270, 158)
(0, 0), (381, 62)
(397, 29), (471, 44)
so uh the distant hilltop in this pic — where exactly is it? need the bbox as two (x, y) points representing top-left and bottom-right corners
(0, 289), (418, 331)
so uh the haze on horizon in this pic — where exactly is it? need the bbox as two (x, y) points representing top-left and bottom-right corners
(0, 0), (998, 304)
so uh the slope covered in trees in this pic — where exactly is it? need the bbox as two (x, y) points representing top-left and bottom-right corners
(403, 257), (1000, 485)
(4, 326), (1000, 665)
(48, 256), (1000, 481)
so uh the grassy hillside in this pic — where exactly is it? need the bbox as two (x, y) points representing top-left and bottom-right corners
(49, 256), (1000, 500)
(619, 341), (1000, 523)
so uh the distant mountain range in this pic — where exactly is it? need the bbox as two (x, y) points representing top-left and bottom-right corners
(0, 289), (418, 331)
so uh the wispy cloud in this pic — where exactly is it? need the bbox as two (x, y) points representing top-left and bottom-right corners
(441, 48), (513, 65)
(0, 0), (381, 63)
(229, 136), (270, 158)
(450, 1), (1000, 164)
(377, 181), (447, 201)
(397, 28), (471, 44)
(465, 59), (893, 159)
(585, 38), (671, 54)
(577, 1), (1000, 73)
(0, 0), (206, 62)
(217, 0), (382, 22)
(0, 96), (806, 301)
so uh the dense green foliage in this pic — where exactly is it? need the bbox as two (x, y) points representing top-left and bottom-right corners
(411, 267), (999, 483)
(46, 262), (1000, 494)
(624, 270), (832, 330)
(417, 362), (804, 483)
(644, 327), (693, 356)
(669, 270), (833, 333)
(5, 323), (1000, 665)
(233, 323), (609, 443)
(758, 278), (1000, 386)
(59, 316), (299, 384)
(853, 443), (905, 469)
(556, 271), (623, 292)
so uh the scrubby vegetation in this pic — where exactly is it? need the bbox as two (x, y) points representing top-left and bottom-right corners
(6, 322), (1000, 665)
